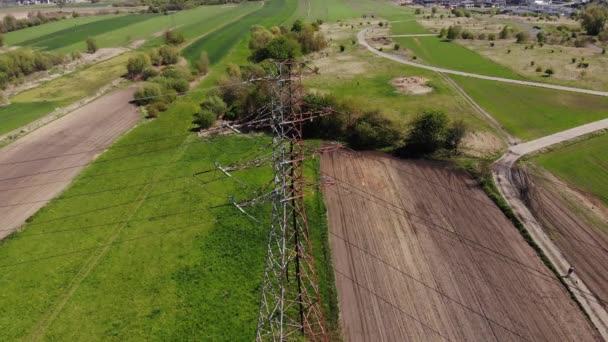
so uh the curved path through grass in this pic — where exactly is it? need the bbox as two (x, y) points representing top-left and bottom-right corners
(358, 28), (608, 97)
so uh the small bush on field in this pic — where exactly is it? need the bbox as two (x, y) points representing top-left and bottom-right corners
(461, 30), (474, 40)
(162, 65), (194, 82)
(340, 45), (345, 52)
(157, 45), (179, 65)
(545, 67), (554, 76)
(394, 44), (400, 51)
(396, 111), (466, 156)
(515, 31), (530, 43)
(193, 109), (216, 129)
(164, 30), (185, 45)
(197, 51), (210, 75)
(536, 66), (543, 72)
(0, 48), (65, 89)
(86, 38), (97, 53)
(142, 67), (159, 80)
(134, 83), (162, 105)
(127, 53), (151, 79)
(446, 25), (462, 40)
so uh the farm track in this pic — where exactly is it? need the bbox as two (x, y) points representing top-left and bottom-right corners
(321, 150), (599, 341)
(358, 28), (608, 97)
(0, 88), (139, 239)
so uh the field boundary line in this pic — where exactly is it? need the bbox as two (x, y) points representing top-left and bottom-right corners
(27, 134), (193, 341)
(357, 27), (608, 97)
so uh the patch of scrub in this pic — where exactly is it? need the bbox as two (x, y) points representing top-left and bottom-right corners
(312, 54), (367, 76)
(390, 76), (432, 95)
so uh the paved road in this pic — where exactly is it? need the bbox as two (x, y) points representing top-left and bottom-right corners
(0, 88), (139, 239)
(358, 28), (608, 97)
(492, 118), (608, 341)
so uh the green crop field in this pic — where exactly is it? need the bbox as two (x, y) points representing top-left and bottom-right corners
(0, 53), (130, 136)
(0, 0), (338, 340)
(390, 19), (427, 34)
(182, 0), (297, 65)
(17, 14), (157, 52)
(5, 15), (119, 47)
(290, 0), (361, 22)
(394, 36), (523, 79)
(451, 75), (608, 140)
(534, 133), (608, 207)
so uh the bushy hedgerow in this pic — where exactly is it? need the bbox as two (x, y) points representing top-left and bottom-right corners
(0, 48), (66, 89)
(248, 21), (327, 63)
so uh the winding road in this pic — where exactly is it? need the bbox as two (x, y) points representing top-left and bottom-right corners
(358, 28), (608, 97)
(358, 26), (608, 340)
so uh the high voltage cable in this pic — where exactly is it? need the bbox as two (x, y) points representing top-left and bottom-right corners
(320, 171), (608, 307)
(332, 268), (453, 341)
(329, 231), (533, 342)
(337, 150), (608, 254)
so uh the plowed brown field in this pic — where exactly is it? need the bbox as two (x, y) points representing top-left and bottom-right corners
(320, 150), (599, 341)
(525, 173), (608, 311)
(0, 88), (139, 238)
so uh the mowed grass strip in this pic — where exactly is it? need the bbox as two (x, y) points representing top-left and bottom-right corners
(4, 14), (119, 47)
(0, 0), (340, 339)
(451, 75), (608, 140)
(182, 0), (297, 65)
(534, 133), (608, 207)
(394, 36), (523, 79)
(18, 14), (156, 52)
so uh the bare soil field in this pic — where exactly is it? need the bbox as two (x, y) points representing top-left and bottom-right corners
(521, 169), (608, 311)
(320, 150), (599, 341)
(0, 88), (139, 238)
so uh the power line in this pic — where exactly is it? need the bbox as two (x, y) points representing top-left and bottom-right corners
(329, 231), (532, 341)
(319, 169), (608, 307)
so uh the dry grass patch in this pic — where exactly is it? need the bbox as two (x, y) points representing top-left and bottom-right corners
(390, 76), (432, 95)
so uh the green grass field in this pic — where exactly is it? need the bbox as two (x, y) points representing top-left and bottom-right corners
(182, 0), (297, 65)
(451, 75), (608, 140)
(290, 0), (361, 22)
(390, 19), (427, 34)
(394, 36), (524, 79)
(5, 15), (119, 47)
(534, 133), (608, 207)
(17, 14), (157, 52)
(0, 0), (339, 339)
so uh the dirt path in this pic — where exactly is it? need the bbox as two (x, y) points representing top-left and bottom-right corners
(321, 150), (599, 341)
(358, 27), (608, 97)
(492, 119), (608, 340)
(0, 88), (139, 239)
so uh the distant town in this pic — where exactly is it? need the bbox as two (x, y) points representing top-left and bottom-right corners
(405, 0), (587, 16)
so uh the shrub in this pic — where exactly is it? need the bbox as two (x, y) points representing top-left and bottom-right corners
(148, 48), (162, 66)
(394, 43), (400, 51)
(196, 51), (210, 75)
(142, 67), (159, 80)
(499, 26), (512, 39)
(126, 53), (151, 78)
(515, 31), (530, 43)
(145, 101), (167, 118)
(438, 28), (447, 38)
(461, 30), (474, 40)
(158, 45), (179, 65)
(446, 25), (462, 40)
(134, 83), (162, 105)
(536, 31), (546, 44)
(71, 50), (81, 60)
(488, 33), (496, 41)
(200, 95), (228, 118)
(545, 67), (554, 76)
(536, 66), (542, 72)
(86, 37), (97, 53)
(444, 120), (466, 152)
(478, 33), (486, 40)
(579, 4), (608, 36)
(530, 61), (535, 66)
(572, 57), (577, 63)
(348, 110), (404, 150)
(396, 111), (464, 156)
(162, 65), (194, 81)
(193, 109), (216, 129)
(0, 34), (3, 47)
(164, 30), (185, 45)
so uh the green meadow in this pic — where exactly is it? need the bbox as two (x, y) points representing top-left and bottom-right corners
(451, 75), (608, 141)
(534, 133), (608, 207)
(0, 0), (339, 339)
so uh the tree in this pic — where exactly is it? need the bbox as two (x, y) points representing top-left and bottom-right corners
(400, 111), (448, 156)
(579, 4), (608, 36)
(545, 67), (554, 76)
(197, 51), (209, 75)
(446, 25), (462, 40)
(86, 38), (98, 54)
(200, 95), (227, 118)
(252, 36), (301, 62)
(499, 26), (512, 39)
(444, 120), (466, 152)
(164, 30), (185, 45)
(515, 31), (530, 43)
(438, 28), (447, 38)
(536, 31), (546, 44)
(291, 19), (304, 33)
(127, 54), (151, 79)
(432, 7), (438, 14)
(194, 110), (216, 129)
(158, 45), (179, 65)
(134, 83), (162, 106)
